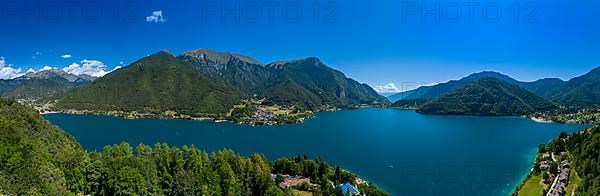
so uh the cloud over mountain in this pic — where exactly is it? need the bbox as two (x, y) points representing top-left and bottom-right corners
(62, 59), (117, 77)
(374, 82), (400, 93)
(0, 57), (23, 79)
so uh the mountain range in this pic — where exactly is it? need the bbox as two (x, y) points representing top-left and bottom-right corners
(3, 48), (599, 117)
(417, 78), (557, 116)
(388, 67), (600, 108)
(387, 71), (566, 102)
(56, 49), (388, 116)
(0, 69), (95, 100)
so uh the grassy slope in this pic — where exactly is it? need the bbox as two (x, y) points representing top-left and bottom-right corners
(565, 170), (582, 195)
(517, 174), (545, 196)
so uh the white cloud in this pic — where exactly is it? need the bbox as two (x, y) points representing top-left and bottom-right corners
(374, 82), (401, 93)
(62, 59), (116, 77)
(39, 66), (57, 71)
(0, 57), (23, 79)
(146, 10), (166, 23)
(61, 54), (72, 59)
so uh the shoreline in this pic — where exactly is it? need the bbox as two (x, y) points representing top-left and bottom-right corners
(531, 116), (554, 123)
(511, 148), (541, 195)
(41, 109), (313, 126)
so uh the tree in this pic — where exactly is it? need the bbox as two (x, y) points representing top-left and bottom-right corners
(265, 185), (284, 196)
(549, 162), (558, 175)
(107, 166), (148, 195)
(542, 172), (550, 183)
(275, 174), (284, 185)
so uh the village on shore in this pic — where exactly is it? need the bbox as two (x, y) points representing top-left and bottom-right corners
(514, 141), (579, 196)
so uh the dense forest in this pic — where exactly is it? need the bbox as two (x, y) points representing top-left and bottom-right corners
(563, 126), (600, 195)
(0, 98), (387, 195)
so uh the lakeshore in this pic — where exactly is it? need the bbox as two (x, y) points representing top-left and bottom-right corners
(531, 117), (554, 123)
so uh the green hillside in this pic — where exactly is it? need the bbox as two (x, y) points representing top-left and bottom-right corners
(262, 57), (389, 108)
(387, 71), (566, 102)
(0, 98), (86, 194)
(549, 66), (600, 107)
(57, 49), (387, 116)
(417, 78), (557, 116)
(179, 49), (389, 109)
(56, 51), (245, 117)
(564, 126), (600, 195)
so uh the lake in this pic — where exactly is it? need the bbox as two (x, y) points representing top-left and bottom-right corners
(45, 108), (590, 195)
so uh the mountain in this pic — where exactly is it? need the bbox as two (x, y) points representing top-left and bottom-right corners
(22, 69), (96, 82)
(56, 51), (245, 116)
(178, 48), (271, 93)
(260, 57), (388, 108)
(0, 98), (86, 194)
(548, 66), (600, 107)
(520, 78), (566, 98)
(388, 71), (520, 102)
(386, 91), (414, 102)
(57, 48), (388, 115)
(0, 69), (95, 100)
(417, 78), (557, 116)
(390, 98), (427, 109)
(387, 71), (565, 102)
(178, 48), (388, 109)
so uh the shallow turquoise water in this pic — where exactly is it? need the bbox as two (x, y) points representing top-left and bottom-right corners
(45, 109), (590, 195)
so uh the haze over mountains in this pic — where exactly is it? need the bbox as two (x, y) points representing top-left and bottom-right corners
(56, 49), (388, 116)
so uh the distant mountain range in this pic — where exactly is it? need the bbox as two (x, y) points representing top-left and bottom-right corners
(387, 66), (600, 116)
(388, 67), (600, 108)
(0, 69), (95, 100)
(387, 71), (567, 102)
(417, 78), (557, 116)
(56, 49), (388, 116)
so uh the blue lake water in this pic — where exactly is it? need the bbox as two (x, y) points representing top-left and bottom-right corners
(45, 109), (590, 195)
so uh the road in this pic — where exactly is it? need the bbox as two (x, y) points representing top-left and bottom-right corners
(545, 153), (559, 196)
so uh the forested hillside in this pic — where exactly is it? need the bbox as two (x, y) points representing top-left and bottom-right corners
(417, 78), (556, 116)
(564, 126), (600, 195)
(0, 98), (86, 194)
(57, 51), (245, 117)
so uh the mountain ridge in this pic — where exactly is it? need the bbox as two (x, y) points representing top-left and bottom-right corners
(387, 71), (566, 102)
(56, 49), (388, 117)
(417, 77), (557, 116)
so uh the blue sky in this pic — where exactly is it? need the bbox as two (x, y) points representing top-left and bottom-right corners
(0, 0), (599, 92)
